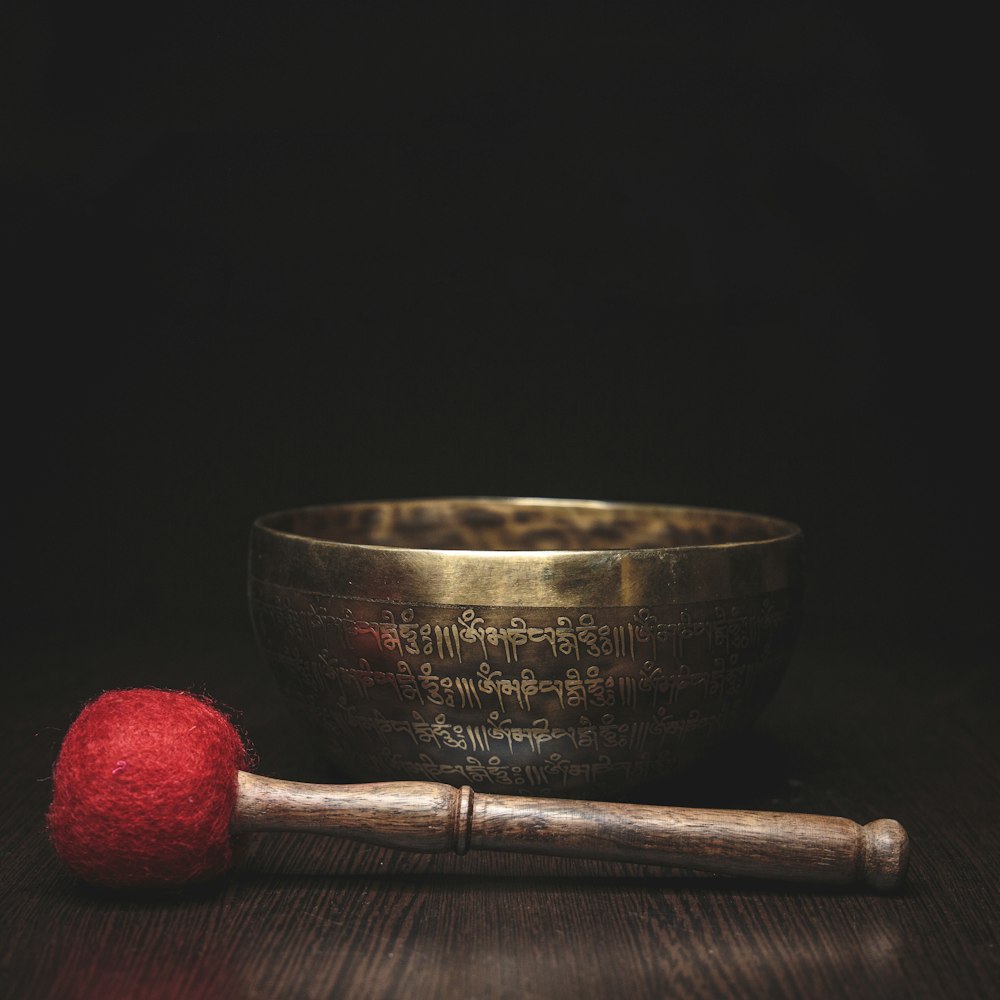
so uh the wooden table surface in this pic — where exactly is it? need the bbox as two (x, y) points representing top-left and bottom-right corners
(2, 615), (996, 1000)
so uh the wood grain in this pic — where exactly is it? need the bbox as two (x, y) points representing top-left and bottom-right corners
(234, 772), (909, 888)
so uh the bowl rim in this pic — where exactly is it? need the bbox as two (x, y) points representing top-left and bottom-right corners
(251, 495), (803, 556)
(248, 498), (803, 607)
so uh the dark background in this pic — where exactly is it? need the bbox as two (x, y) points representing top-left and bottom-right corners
(2, 8), (997, 999)
(3, 1), (989, 656)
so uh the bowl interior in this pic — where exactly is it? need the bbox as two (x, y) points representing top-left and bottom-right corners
(256, 497), (798, 553)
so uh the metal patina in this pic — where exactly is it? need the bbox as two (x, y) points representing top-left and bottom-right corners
(248, 497), (803, 800)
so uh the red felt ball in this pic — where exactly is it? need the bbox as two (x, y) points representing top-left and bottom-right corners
(47, 688), (251, 889)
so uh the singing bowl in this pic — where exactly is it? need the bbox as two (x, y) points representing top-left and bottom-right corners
(248, 497), (804, 800)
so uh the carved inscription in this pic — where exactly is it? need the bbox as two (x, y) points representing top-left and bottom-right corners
(250, 580), (798, 795)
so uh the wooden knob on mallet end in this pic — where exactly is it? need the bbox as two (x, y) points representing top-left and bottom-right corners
(861, 818), (911, 891)
(47, 688), (910, 891)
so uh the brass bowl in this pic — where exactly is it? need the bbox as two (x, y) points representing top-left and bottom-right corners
(248, 497), (803, 799)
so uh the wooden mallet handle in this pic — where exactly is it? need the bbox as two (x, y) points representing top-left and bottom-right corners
(234, 773), (910, 890)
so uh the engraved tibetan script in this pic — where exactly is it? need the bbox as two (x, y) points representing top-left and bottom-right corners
(249, 578), (798, 795)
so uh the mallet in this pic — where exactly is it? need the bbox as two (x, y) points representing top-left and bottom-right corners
(46, 688), (910, 890)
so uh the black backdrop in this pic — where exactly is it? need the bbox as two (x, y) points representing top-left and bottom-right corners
(4, 3), (989, 660)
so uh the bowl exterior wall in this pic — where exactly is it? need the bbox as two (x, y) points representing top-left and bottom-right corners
(248, 502), (803, 799)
